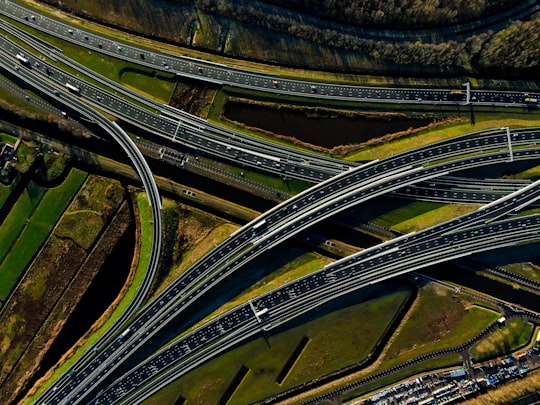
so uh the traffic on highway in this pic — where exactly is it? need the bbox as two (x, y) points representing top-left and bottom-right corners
(1, 2), (539, 404)
(95, 183), (540, 404)
(38, 139), (540, 404)
(1, 0), (538, 108)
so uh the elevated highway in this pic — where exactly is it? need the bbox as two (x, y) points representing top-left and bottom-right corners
(1, 3), (535, 400)
(0, 18), (352, 183)
(8, 35), (536, 398)
(9, 37), (539, 402)
(0, 53), (164, 392)
(39, 142), (540, 404)
(2, 17), (538, 199)
(95, 184), (540, 405)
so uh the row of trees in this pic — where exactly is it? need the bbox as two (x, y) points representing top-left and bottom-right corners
(263, 0), (514, 28)
(195, 0), (539, 77)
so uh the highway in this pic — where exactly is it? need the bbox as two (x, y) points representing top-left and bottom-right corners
(8, 34), (536, 399)
(94, 183), (540, 405)
(0, 17), (352, 184)
(11, 42), (535, 399)
(392, 176), (536, 204)
(2, 16), (538, 200)
(1, 0), (538, 108)
(1, 3), (538, 402)
(38, 141), (540, 404)
(0, 52), (166, 399)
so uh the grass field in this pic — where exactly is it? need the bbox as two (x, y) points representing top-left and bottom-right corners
(23, 190), (151, 403)
(0, 180), (29, 216)
(144, 282), (412, 405)
(55, 175), (125, 250)
(0, 180), (44, 265)
(0, 168), (86, 301)
(471, 318), (534, 362)
(349, 198), (480, 234)
(382, 283), (500, 367)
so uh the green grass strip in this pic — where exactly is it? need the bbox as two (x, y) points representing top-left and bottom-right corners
(0, 168), (86, 300)
(0, 181), (44, 265)
(0, 173), (21, 211)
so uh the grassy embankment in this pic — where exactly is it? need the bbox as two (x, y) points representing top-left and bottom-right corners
(471, 318), (534, 362)
(499, 263), (540, 283)
(359, 198), (481, 234)
(0, 83), (47, 116)
(0, 180), (45, 298)
(335, 283), (500, 403)
(346, 112), (540, 162)
(148, 196), (237, 300)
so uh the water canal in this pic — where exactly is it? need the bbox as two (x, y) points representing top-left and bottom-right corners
(223, 101), (436, 149)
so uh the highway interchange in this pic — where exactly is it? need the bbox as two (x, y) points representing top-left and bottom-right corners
(0, 1), (539, 404)
(37, 137), (540, 404)
(0, 11), (534, 200)
(11, 46), (540, 401)
(95, 181), (540, 405)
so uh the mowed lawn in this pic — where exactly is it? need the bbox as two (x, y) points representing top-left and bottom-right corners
(0, 169), (87, 300)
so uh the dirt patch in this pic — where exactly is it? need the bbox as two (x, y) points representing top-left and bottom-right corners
(169, 81), (217, 118)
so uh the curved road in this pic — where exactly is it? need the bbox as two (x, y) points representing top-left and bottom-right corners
(98, 190), (540, 405)
(0, 53), (164, 400)
(41, 144), (540, 404)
